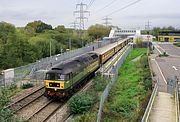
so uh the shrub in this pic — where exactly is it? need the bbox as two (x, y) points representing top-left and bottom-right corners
(94, 75), (109, 92)
(0, 108), (23, 122)
(0, 95), (10, 108)
(174, 43), (180, 47)
(159, 52), (168, 57)
(68, 92), (96, 114)
(21, 82), (34, 89)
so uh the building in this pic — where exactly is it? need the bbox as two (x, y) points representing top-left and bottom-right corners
(109, 26), (141, 38)
(158, 31), (180, 42)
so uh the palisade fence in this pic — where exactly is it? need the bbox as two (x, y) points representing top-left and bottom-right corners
(97, 46), (132, 122)
(0, 38), (118, 87)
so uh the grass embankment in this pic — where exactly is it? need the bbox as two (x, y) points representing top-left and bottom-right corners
(102, 48), (152, 122)
(174, 43), (180, 47)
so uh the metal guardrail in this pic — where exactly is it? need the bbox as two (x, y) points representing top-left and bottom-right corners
(141, 81), (159, 122)
(175, 81), (180, 122)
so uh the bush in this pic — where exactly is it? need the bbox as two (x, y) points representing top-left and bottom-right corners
(68, 92), (96, 114)
(0, 95), (10, 108)
(174, 43), (180, 47)
(159, 52), (168, 57)
(0, 108), (23, 122)
(94, 75), (109, 92)
(21, 82), (34, 89)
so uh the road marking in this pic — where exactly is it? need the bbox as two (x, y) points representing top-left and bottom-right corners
(154, 59), (167, 84)
(172, 66), (178, 71)
(153, 44), (163, 54)
(157, 45), (166, 52)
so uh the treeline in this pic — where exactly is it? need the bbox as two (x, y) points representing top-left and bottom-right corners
(142, 26), (179, 39)
(0, 21), (110, 70)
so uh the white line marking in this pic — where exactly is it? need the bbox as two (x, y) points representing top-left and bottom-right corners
(154, 59), (167, 84)
(172, 66), (178, 71)
(153, 44), (162, 54)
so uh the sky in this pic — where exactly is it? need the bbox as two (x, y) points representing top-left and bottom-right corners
(0, 0), (180, 29)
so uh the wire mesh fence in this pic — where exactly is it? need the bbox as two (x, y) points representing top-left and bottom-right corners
(0, 38), (118, 87)
(97, 46), (132, 122)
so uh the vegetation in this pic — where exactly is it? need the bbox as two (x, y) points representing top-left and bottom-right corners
(69, 91), (96, 114)
(141, 26), (178, 40)
(87, 24), (111, 40)
(0, 21), (109, 70)
(69, 75), (109, 121)
(21, 82), (34, 89)
(174, 43), (180, 47)
(159, 52), (169, 57)
(0, 84), (23, 122)
(102, 48), (152, 122)
(135, 38), (143, 47)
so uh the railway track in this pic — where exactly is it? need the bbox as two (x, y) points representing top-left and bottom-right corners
(27, 80), (93, 122)
(6, 85), (44, 112)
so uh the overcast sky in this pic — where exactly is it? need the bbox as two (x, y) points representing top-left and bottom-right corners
(0, 0), (179, 29)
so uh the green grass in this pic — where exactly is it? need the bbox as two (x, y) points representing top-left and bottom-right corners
(102, 48), (152, 122)
(174, 43), (180, 47)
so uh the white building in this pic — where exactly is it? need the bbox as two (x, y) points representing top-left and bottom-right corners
(109, 26), (141, 38)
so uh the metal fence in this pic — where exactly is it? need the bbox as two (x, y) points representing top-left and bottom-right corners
(97, 46), (132, 122)
(141, 81), (159, 122)
(0, 39), (118, 87)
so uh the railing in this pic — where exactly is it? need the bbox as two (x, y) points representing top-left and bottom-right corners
(97, 45), (132, 122)
(175, 81), (180, 122)
(141, 81), (159, 122)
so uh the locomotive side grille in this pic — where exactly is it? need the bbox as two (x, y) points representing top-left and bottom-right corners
(49, 83), (60, 87)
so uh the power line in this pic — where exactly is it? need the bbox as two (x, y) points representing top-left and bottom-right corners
(106, 0), (142, 16)
(74, 2), (90, 30)
(89, 0), (142, 23)
(87, 0), (96, 9)
(95, 0), (118, 13)
(102, 16), (112, 27)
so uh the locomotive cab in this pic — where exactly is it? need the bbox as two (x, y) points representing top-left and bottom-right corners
(44, 70), (68, 99)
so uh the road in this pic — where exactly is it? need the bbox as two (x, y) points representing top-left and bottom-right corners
(153, 43), (180, 84)
(158, 43), (180, 57)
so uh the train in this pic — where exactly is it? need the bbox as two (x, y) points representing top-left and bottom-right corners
(44, 38), (132, 99)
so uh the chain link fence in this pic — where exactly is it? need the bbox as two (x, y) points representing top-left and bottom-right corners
(97, 46), (132, 122)
(0, 38), (119, 87)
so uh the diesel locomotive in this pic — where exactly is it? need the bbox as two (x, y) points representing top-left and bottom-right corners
(44, 38), (131, 99)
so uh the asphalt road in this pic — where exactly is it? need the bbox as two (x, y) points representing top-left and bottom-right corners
(151, 43), (180, 92)
(158, 43), (180, 56)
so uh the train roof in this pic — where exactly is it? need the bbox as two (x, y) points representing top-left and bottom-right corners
(93, 39), (126, 55)
(47, 52), (98, 75)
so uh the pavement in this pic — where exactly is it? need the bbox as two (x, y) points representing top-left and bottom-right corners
(150, 92), (176, 122)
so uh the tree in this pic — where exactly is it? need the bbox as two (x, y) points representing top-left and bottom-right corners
(55, 25), (67, 33)
(87, 24), (111, 40)
(26, 20), (52, 33)
(0, 22), (16, 44)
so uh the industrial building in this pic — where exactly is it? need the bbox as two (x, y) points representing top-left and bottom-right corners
(158, 31), (180, 42)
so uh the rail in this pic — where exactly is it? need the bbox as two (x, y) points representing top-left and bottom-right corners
(141, 81), (159, 122)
